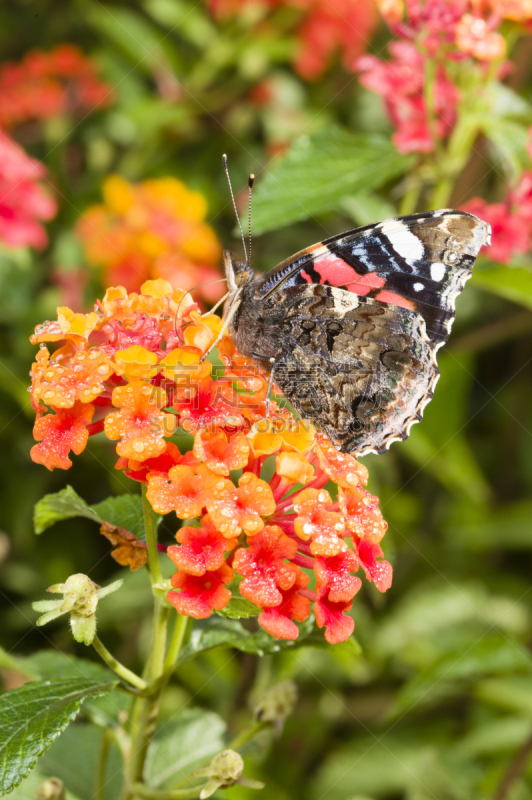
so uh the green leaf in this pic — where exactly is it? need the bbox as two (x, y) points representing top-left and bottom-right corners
(471, 264), (532, 310)
(15, 651), (130, 726)
(5, 771), (82, 800)
(92, 494), (148, 540)
(177, 618), (315, 663)
(145, 709), (226, 789)
(37, 722), (124, 800)
(249, 128), (412, 235)
(488, 82), (532, 120)
(479, 117), (531, 178)
(34, 486), (101, 534)
(214, 597), (261, 619)
(475, 676), (532, 717)
(0, 678), (117, 795)
(339, 193), (397, 227)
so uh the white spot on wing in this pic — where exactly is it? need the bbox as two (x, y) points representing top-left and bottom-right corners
(413, 282), (424, 292)
(379, 221), (424, 261)
(430, 262), (446, 282)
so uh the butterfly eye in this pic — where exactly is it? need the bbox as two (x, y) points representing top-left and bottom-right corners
(235, 270), (250, 287)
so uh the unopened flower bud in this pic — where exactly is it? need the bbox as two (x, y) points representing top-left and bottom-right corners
(32, 574), (123, 645)
(35, 777), (65, 800)
(254, 680), (298, 726)
(192, 749), (264, 799)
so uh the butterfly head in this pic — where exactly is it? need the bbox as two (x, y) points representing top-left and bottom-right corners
(223, 249), (252, 292)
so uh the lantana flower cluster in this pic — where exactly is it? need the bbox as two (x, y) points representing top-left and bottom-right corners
(462, 128), (532, 263)
(76, 175), (223, 303)
(208, 0), (377, 80)
(0, 132), (57, 250)
(29, 279), (391, 645)
(0, 44), (113, 129)
(357, 0), (532, 154)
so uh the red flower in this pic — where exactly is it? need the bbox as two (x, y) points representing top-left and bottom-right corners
(355, 539), (393, 592)
(314, 586), (355, 644)
(294, 0), (377, 80)
(31, 401), (95, 470)
(314, 550), (362, 603)
(233, 525), (299, 607)
(258, 571), (311, 640)
(0, 132), (56, 249)
(167, 516), (237, 576)
(167, 564), (233, 619)
(461, 197), (531, 263)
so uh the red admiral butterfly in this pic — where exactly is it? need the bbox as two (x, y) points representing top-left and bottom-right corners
(217, 206), (490, 456)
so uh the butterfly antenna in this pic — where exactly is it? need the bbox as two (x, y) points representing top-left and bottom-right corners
(223, 153), (248, 263)
(247, 173), (254, 269)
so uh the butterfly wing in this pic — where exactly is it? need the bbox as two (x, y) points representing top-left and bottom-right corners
(229, 209), (490, 455)
(255, 283), (437, 455)
(254, 210), (490, 351)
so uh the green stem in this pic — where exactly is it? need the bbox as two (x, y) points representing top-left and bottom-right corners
(228, 721), (269, 752)
(142, 484), (163, 585)
(124, 488), (170, 799)
(131, 784), (206, 800)
(96, 728), (113, 800)
(93, 636), (148, 691)
(399, 180), (422, 216)
(162, 614), (189, 677)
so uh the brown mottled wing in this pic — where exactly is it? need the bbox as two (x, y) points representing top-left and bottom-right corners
(264, 284), (437, 455)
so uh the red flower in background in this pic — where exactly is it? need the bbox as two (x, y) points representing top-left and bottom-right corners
(0, 132), (56, 249)
(29, 279), (392, 645)
(0, 44), (113, 129)
(207, 0), (377, 79)
(293, 0), (378, 80)
(462, 128), (532, 263)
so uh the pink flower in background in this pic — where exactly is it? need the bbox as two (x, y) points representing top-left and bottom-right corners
(356, 41), (459, 154)
(0, 132), (57, 250)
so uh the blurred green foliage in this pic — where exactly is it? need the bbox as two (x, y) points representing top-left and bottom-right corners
(2, 1), (532, 798)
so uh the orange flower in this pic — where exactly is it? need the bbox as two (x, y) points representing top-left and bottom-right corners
(31, 345), (114, 409)
(104, 383), (175, 461)
(275, 451), (314, 485)
(146, 463), (218, 517)
(207, 472), (276, 537)
(455, 13), (506, 60)
(338, 486), (388, 543)
(30, 279), (392, 645)
(193, 430), (250, 475)
(77, 175), (223, 299)
(293, 488), (347, 557)
(31, 401), (95, 470)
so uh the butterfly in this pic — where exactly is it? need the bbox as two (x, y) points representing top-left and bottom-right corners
(218, 209), (491, 456)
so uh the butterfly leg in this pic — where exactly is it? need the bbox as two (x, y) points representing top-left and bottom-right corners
(200, 293), (242, 362)
(264, 358), (277, 419)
